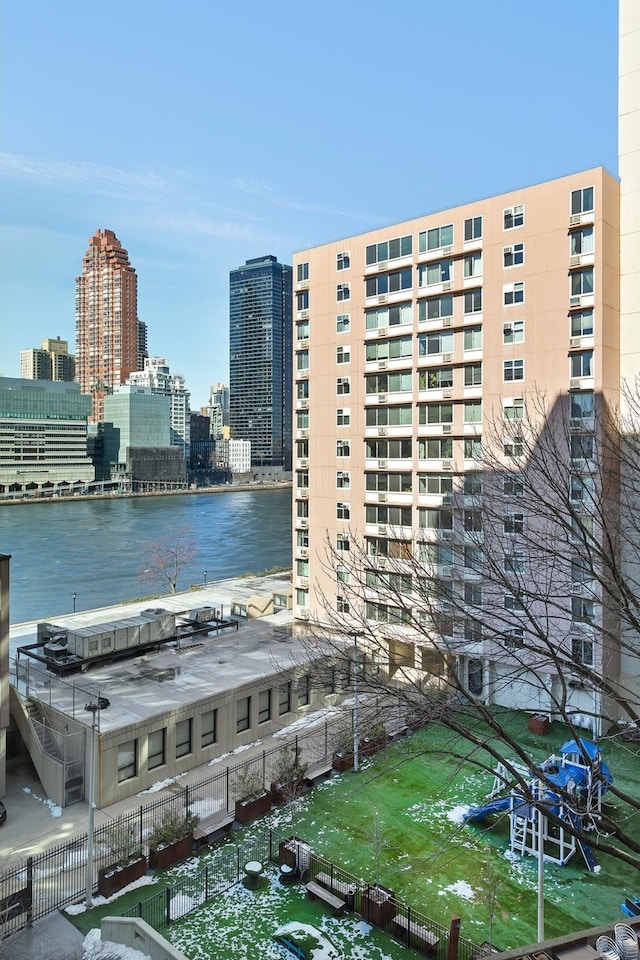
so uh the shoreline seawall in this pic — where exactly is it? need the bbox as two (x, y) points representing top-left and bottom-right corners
(0, 481), (291, 507)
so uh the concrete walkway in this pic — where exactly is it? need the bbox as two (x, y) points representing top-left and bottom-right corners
(6, 910), (86, 960)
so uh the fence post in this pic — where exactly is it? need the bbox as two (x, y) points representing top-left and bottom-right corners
(407, 905), (411, 946)
(237, 847), (241, 882)
(447, 915), (461, 960)
(269, 828), (273, 863)
(226, 766), (229, 813)
(185, 782), (189, 813)
(262, 749), (266, 787)
(139, 806), (143, 849)
(165, 886), (171, 926)
(26, 856), (33, 927)
(325, 721), (328, 759)
(205, 864), (209, 902)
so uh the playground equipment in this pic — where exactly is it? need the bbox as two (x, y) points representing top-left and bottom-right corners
(464, 738), (613, 872)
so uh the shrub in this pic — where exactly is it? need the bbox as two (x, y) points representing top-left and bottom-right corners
(148, 809), (199, 851)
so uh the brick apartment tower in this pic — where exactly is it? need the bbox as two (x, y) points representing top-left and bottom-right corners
(75, 229), (139, 422)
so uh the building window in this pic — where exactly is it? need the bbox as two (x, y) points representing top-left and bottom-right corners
(117, 740), (137, 782)
(504, 551), (525, 573)
(419, 402), (453, 425)
(571, 268), (594, 297)
(336, 376), (350, 395)
(148, 729), (165, 770)
(504, 513), (524, 534)
(503, 319), (524, 344)
(297, 262), (309, 283)
(366, 302), (412, 329)
(503, 243), (524, 267)
(464, 363), (482, 387)
(571, 434), (594, 461)
(571, 186), (594, 216)
(570, 226), (594, 256)
(175, 719), (192, 759)
(571, 391), (594, 424)
(336, 313), (351, 333)
(464, 251), (482, 278)
(465, 582), (482, 605)
(201, 709), (217, 747)
(336, 533), (350, 552)
(337, 282), (350, 301)
(504, 204), (524, 229)
(463, 326), (482, 351)
(297, 381), (309, 402)
(337, 251), (350, 270)
(298, 674), (311, 707)
(504, 593), (524, 611)
(503, 435), (524, 457)
(337, 345), (350, 364)
(297, 528), (309, 548)
(366, 235), (412, 264)
(419, 224), (453, 252)
(236, 696), (251, 733)
(258, 689), (271, 724)
(336, 470), (350, 489)
(419, 437), (453, 460)
(464, 289), (482, 314)
(504, 359), (524, 382)
(420, 294), (454, 321)
(296, 588), (308, 606)
(419, 331), (453, 356)
(571, 636), (594, 666)
(367, 335), (413, 362)
(296, 351), (309, 372)
(366, 268), (412, 297)
(419, 260), (453, 287)
(504, 398), (524, 420)
(464, 618), (483, 643)
(570, 351), (594, 378)
(464, 400), (482, 423)
(571, 309), (594, 338)
(296, 290), (309, 311)
(504, 475), (524, 496)
(504, 282), (524, 306)
(464, 216), (482, 241)
(337, 564), (350, 584)
(297, 411), (309, 430)
(336, 408), (351, 426)
(572, 598), (595, 623)
(464, 546), (483, 572)
(296, 558), (309, 577)
(296, 320), (309, 341)
(279, 682), (291, 715)
(337, 501), (350, 520)
(337, 439), (350, 458)
(464, 509), (482, 533)
(463, 471), (482, 495)
(337, 595), (350, 614)
(503, 628), (525, 649)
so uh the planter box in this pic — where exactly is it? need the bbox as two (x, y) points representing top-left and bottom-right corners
(528, 715), (550, 736)
(361, 884), (396, 927)
(332, 753), (354, 772)
(359, 735), (387, 758)
(235, 792), (271, 825)
(98, 856), (147, 898)
(149, 834), (193, 870)
(270, 778), (305, 806)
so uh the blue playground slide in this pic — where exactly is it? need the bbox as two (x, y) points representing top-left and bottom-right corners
(566, 811), (598, 871)
(464, 796), (517, 822)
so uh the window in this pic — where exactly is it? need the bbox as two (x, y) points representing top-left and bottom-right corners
(504, 513), (524, 534)
(503, 435), (524, 457)
(366, 302), (412, 329)
(504, 282), (524, 305)
(148, 729), (165, 770)
(572, 598), (595, 623)
(337, 345), (350, 364)
(419, 437), (453, 459)
(368, 472), (413, 493)
(366, 437), (412, 459)
(503, 319), (524, 344)
(336, 408), (350, 426)
(504, 204), (524, 229)
(419, 507), (453, 532)
(418, 331), (453, 356)
(336, 376), (350, 395)
(258, 689), (272, 724)
(464, 618), (483, 643)
(571, 434), (594, 461)
(337, 501), (350, 520)
(296, 380), (309, 400)
(504, 594), (524, 611)
(571, 268), (594, 297)
(175, 718), (192, 759)
(419, 402), (453, 425)
(504, 398), (524, 420)
(504, 474), (524, 496)
(464, 216), (482, 241)
(571, 309), (594, 338)
(503, 628), (525, 649)
(463, 471), (482, 495)
(419, 260), (453, 286)
(337, 595), (350, 614)
(337, 282), (350, 301)
(296, 411), (309, 430)
(464, 289), (482, 314)
(117, 740), (137, 782)
(464, 251), (482, 278)
(418, 473), (453, 495)
(418, 367), (453, 390)
(570, 226), (594, 256)
(419, 224), (453, 252)
(337, 564), (350, 584)
(367, 404), (412, 427)
(572, 636), (594, 666)
(366, 268), (412, 297)
(296, 290), (309, 311)
(337, 251), (350, 270)
(236, 696), (251, 733)
(420, 294), (454, 322)
(297, 528), (309, 548)
(296, 320), (309, 340)
(336, 313), (351, 333)
(504, 551), (524, 573)
(571, 474), (595, 503)
(336, 470), (350, 489)
(464, 582), (482, 605)
(296, 559), (309, 577)
(571, 186), (594, 216)
(336, 533), (350, 552)
(464, 437), (482, 459)
(297, 675), (311, 707)
(504, 359), (524, 382)
(464, 509), (482, 532)
(464, 546), (483, 571)
(464, 363), (482, 386)
(367, 335), (412, 360)
(201, 709), (217, 747)
(296, 588), (308, 607)
(570, 351), (593, 378)
(297, 262), (309, 283)
(504, 243), (524, 267)
(337, 440), (350, 457)
(279, 682), (291, 715)
(296, 351), (309, 371)
(464, 326), (482, 350)
(366, 235), (412, 264)
(367, 503), (412, 526)
(571, 391), (594, 424)
(464, 401), (482, 423)
(296, 500), (309, 519)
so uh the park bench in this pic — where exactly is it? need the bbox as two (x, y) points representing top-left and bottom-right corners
(191, 810), (234, 851)
(304, 759), (333, 787)
(314, 870), (356, 909)
(305, 880), (346, 915)
(393, 914), (440, 953)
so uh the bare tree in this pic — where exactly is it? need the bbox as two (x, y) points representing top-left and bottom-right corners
(139, 525), (198, 594)
(302, 384), (640, 869)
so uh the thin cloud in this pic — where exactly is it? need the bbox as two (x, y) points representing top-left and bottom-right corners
(0, 152), (181, 197)
(234, 177), (379, 223)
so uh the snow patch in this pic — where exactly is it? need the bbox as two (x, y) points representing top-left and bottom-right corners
(438, 880), (475, 900)
(83, 928), (152, 960)
(22, 786), (62, 817)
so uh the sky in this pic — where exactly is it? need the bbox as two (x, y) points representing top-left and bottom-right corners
(0, 1), (619, 408)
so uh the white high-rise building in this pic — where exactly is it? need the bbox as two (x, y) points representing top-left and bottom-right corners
(128, 357), (191, 459)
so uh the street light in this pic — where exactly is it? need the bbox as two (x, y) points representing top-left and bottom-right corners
(85, 696), (110, 909)
(72, 592), (77, 613)
(352, 633), (360, 774)
(203, 570), (208, 586)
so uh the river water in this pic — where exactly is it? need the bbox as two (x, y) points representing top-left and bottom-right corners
(0, 488), (292, 624)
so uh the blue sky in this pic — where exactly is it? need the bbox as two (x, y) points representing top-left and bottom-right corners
(1, 1), (618, 407)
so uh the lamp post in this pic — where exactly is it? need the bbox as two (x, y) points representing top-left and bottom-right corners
(85, 696), (110, 909)
(203, 570), (208, 586)
(352, 633), (359, 773)
(72, 592), (77, 613)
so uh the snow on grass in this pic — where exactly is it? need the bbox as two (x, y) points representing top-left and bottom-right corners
(65, 874), (158, 915)
(83, 928), (152, 960)
(137, 774), (186, 795)
(22, 785), (62, 817)
(438, 880), (475, 900)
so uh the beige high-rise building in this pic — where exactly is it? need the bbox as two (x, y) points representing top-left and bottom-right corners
(20, 336), (75, 381)
(293, 167), (622, 731)
(75, 229), (139, 423)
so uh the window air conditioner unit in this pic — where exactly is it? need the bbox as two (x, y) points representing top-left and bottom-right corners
(442, 317), (453, 327)
(299, 518), (308, 527)
(378, 295), (388, 304)
(569, 296), (581, 307)
(378, 360), (388, 370)
(378, 427), (388, 436)
(569, 255), (582, 267)
(442, 281), (453, 292)
(570, 582), (583, 595)
(378, 492), (387, 502)
(441, 529), (453, 541)
(378, 459), (387, 468)
(442, 495), (453, 505)
(569, 378), (582, 389)
(299, 489), (308, 499)
(443, 353), (453, 363)
(378, 327), (388, 337)
(378, 557), (387, 569)
(299, 458), (308, 468)
(298, 608), (310, 620)
(300, 548), (309, 558)
(298, 577), (309, 589)
(298, 428), (308, 438)
(569, 336), (582, 348)
(442, 246), (454, 255)
(443, 389), (454, 399)
(378, 525), (387, 535)
(442, 424), (452, 434)
(377, 261), (388, 271)
(569, 213), (582, 226)
(442, 460), (453, 471)
(299, 309), (309, 319)
(504, 245), (513, 255)
(378, 393), (387, 403)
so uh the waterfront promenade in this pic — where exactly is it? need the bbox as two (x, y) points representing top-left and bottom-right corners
(0, 479), (291, 507)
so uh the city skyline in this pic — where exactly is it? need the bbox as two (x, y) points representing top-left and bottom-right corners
(0, 1), (619, 406)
